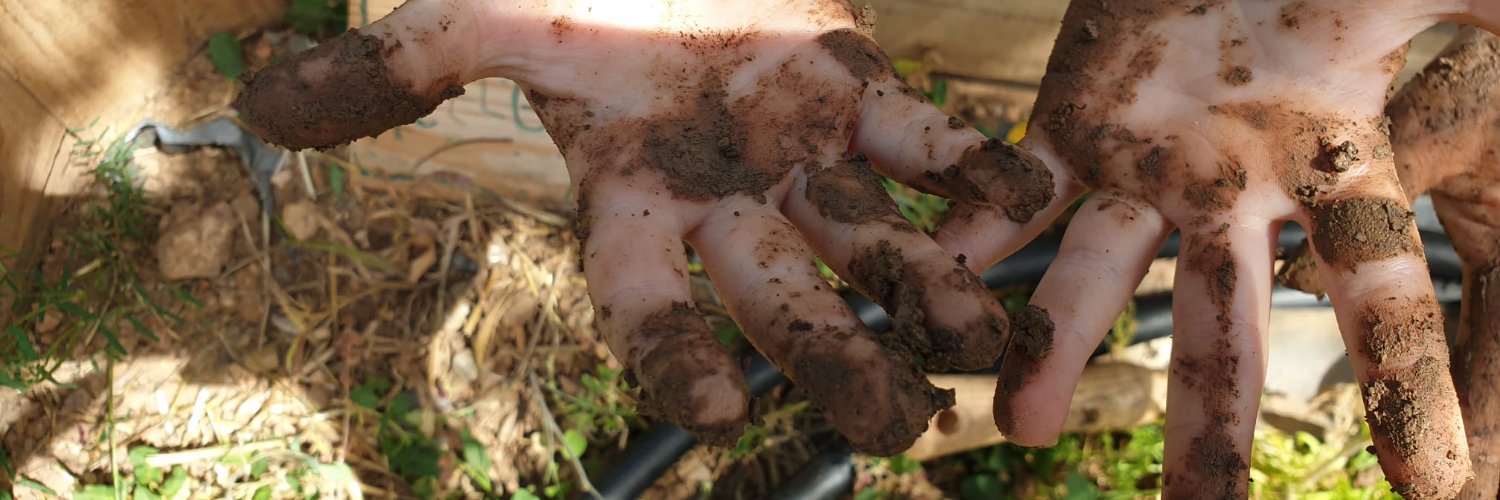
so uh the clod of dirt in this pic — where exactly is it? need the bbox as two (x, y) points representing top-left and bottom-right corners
(795, 339), (955, 456)
(941, 139), (1055, 222)
(1387, 28), (1500, 138)
(1185, 426), (1250, 498)
(1309, 197), (1418, 270)
(237, 30), (463, 150)
(1274, 240), (1326, 297)
(805, 154), (906, 226)
(631, 301), (749, 446)
(1221, 65), (1253, 86)
(1316, 137), (1361, 173)
(1363, 355), (1470, 498)
(156, 201), (237, 280)
(993, 305), (1053, 435)
(640, 72), (776, 203)
(849, 241), (929, 354)
(816, 29), (897, 83)
(229, 192), (260, 223)
(281, 200), (322, 240)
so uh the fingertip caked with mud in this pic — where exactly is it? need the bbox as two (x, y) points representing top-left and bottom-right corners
(993, 305), (1055, 438)
(237, 30), (461, 150)
(1357, 296), (1470, 499)
(793, 332), (956, 456)
(627, 302), (751, 447)
(845, 240), (1009, 372)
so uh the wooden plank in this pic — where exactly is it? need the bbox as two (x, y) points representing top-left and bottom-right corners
(0, 0), (283, 126)
(865, 0), (1066, 85)
(0, 72), (68, 267)
(0, 0), (283, 267)
(345, 0), (572, 211)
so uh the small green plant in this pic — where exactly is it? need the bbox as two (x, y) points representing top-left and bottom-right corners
(883, 178), (951, 233)
(71, 446), (188, 500)
(1107, 300), (1138, 356)
(351, 375), (501, 498)
(552, 364), (639, 451)
(208, 32), (247, 79)
(286, 0), (350, 38)
(1, 126), (199, 391)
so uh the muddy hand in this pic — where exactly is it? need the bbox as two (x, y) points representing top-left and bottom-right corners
(1282, 27), (1500, 499)
(935, 1), (1500, 497)
(234, 0), (1059, 455)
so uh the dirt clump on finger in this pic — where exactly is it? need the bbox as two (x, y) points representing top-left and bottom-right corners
(1356, 296), (1470, 498)
(795, 336), (955, 456)
(848, 241), (929, 355)
(945, 139), (1056, 223)
(1309, 197), (1418, 271)
(238, 30), (462, 150)
(816, 29), (898, 83)
(1169, 338), (1249, 498)
(1274, 241), (1326, 296)
(631, 301), (751, 446)
(1363, 356), (1470, 498)
(805, 154), (910, 226)
(993, 305), (1053, 436)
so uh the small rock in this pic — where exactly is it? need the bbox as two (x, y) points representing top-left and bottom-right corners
(451, 348), (479, 383)
(281, 201), (320, 240)
(34, 308), (62, 333)
(156, 202), (236, 280)
(229, 191), (261, 223)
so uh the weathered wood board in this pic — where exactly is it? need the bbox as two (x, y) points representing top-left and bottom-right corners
(0, 0), (283, 265)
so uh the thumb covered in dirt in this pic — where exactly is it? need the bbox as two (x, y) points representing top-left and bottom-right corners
(236, 0), (521, 150)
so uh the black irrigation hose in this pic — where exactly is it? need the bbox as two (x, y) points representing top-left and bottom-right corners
(589, 225), (1469, 500)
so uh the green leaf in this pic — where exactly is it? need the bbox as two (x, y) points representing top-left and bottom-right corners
(55, 302), (96, 320)
(960, 475), (1003, 500)
(461, 429), (493, 491)
(328, 163), (346, 198)
(562, 429), (588, 459)
(130, 446), (163, 486)
(891, 59), (923, 78)
(512, 487), (541, 500)
(5, 325), (39, 362)
(209, 32), (246, 79)
(286, 0), (349, 36)
(16, 476), (58, 495)
(99, 323), (127, 356)
(888, 454), (922, 475)
(351, 376), (390, 409)
(173, 286), (205, 308)
(712, 321), (743, 349)
(1064, 471), (1101, 500)
(252, 485), (272, 500)
(286, 240), (400, 274)
(387, 440), (442, 482)
(251, 456), (272, 478)
(127, 315), (158, 341)
(854, 486), (882, 500)
(928, 78), (949, 107)
(160, 467), (188, 497)
(73, 484), (118, 500)
(136, 488), (162, 500)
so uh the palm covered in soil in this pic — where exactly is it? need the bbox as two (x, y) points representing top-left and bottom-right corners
(236, 0), (1061, 456)
(935, 1), (1500, 498)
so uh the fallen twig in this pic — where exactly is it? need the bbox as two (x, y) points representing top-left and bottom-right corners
(527, 371), (604, 500)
